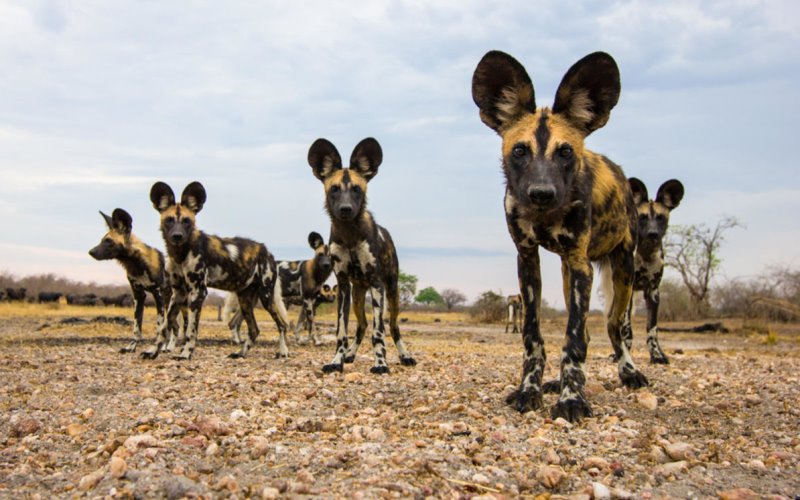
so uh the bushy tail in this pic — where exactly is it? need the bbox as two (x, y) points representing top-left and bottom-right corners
(273, 276), (290, 327)
(598, 257), (614, 320)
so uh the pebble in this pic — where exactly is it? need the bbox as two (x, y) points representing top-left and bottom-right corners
(321, 388), (335, 399)
(123, 434), (161, 451)
(746, 459), (766, 471)
(592, 481), (611, 500)
(471, 473), (490, 485)
(664, 442), (694, 461)
(718, 488), (759, 500)
(77, 469), (104, 490)
(110, 456), (127, 478)
(655, 460), (687, 477)
(261, 486), (281, 499)
(344, 372), (363, 382)
(249, 435), (270, 458)
(536, 465), (566, 489)
(636, 391), (658, 411)
(205, 442), (219, 456)
(229, 409), (247, 421)
(66, 423), (85, 437)
(81, 408), (94, 420)
(545, 448), (561, 465)
(193, 415), (229, 437)
(583, 456), (609, 470)
(163, 476), (202, 500)
(12, 418), (41, 437)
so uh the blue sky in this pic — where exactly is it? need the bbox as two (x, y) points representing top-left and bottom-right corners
(1, 0), (798, 307)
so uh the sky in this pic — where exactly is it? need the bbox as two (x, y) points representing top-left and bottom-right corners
(1, 0), (798, 308)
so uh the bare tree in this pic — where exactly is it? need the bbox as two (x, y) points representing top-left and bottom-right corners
(440, 288), (467, 310)
(664, 215), (741, 314)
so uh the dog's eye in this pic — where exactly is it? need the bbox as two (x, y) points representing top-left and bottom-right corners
(104, 238), (113, 244)
(558, 145), (574, 159)
(351, 185), (361, 195)
(165, 216), (175, 225)
(181, 218), (191, 225)
(511, 145), (526, 158)
(330, 185), (341, 193)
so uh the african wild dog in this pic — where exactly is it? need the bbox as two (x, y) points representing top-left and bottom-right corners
(225, 283), (338, 346)
(472, 50), (648, 421)
(224, 231), (333, 345)
(89, 209), (174, 353)
(308, 138), (417, 374)
(145, 181), (290, 360)
(505, 294), (523, 333)
(5, 287), (26, 301)
(626, 178), (684, 364)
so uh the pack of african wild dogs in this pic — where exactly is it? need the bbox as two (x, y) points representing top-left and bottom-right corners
(87, 51), (684, 422)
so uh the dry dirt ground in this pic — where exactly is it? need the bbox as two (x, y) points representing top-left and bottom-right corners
(1, 303), (799, 499)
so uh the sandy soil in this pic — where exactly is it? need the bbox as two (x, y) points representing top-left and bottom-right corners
(0, 304), (798, 499)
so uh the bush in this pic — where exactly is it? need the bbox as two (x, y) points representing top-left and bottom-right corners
(469, 290), (506, 323)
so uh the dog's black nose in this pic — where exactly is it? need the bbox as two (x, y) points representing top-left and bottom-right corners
(528, 184), (556, 206)
(339, 205), (353, 216)
(647, 231), (660, 240)
(171, 233), (184, 243)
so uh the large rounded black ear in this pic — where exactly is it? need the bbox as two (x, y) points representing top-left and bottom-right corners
(350, 138), (382, 181)
(308, 139), (343, 181)
(308, 231), (324, 250)
(553, 52), (620, 136)
(471, 50), (536, 133)
(99, 210), (115, 230)
(628, 177), (649, 205)
(150, 182), (176, 213)
(656, 179), (684, 210)
(181, 181), (206, 214)
(111, 208), (133, 234)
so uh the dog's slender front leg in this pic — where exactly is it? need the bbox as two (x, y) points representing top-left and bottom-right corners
(174, 282), (206, 360)
(506, 248), (546, 413)
(551, 254), (593, 422)
(323, 276), (350, 373)
(368, 284), (389, 374)
(645, 287), (668, 364)
(122, 287), (146, 353)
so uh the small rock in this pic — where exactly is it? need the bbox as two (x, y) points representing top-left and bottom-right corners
(170, 425), (186, 437)
(229, 409), (247, 422)
(180, 435), (208, 449)
(261, 486), (280, 499)
(592, 482), (611, 500)
(545, 448), (561, 465)
(650, 445), (670, 464)
(205, 442), (219, 456)
(471, 473), (490, 485)
(610, 487), (633, 499)
(249, 436), (270, 459)
(583, 456), (609, 470)
(366, 427), (385, 441)
(344, 372), (363, 382)
(78, 469), (104, 491)
(110, 456), (127, 478)
(296, 469), (315, 484)
(321, 388), (335, 399)
(536, 465), (566, 489)
(123, 434), (162, 451)
(12, 418), (41, 437)
(163, 476), (202, 500)
(636, 391), (658, 410)
(213, 475), (239, 492)
(66, 423), (85, 437)
(746, 459), (766, 471)
(81, 408), (95, 420)
(743, 394), (762, 406)
(193, 415), (229, 437)
(664, 442), (694, 461)
(655, 460), (687, 477)
(718, 488), (759, 500)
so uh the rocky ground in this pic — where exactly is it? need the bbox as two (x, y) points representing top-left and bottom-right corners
(0, 304), (799, 499)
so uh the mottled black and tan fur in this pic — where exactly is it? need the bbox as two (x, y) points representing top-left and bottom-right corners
(472, 50), (648, 421)
(308, 138), (417, 374)
(89, 208), (173, 353)
(505, 294), (523, 333)
(626, 178), (684, 364)
(227, 231), (334, 345)
(144, 181), (290, 360)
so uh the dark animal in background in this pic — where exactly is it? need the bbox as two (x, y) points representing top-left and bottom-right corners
(5, 287), (27, 302)
(308, 137), (417, 374)
(38, 291), (63, 303)
(146, 181), (290, 360)
(505, 294), (523, 333)
(626, 178), (684, 364)
(66, 293), (101, 306)
(472, 50), (648, 421)
(295, 283), (338, 341)
(101, 294), (134, 307)
(89, 209), (173, 353)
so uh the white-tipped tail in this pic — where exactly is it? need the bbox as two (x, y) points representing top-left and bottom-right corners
(222, 292), (239, 321)
(598, 258), (614, 319)
(273, 277), (290, 326)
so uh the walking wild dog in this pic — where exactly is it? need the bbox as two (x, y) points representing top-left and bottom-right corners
(144, 181), (290, 360)
(472, 50), (648, 421)
(89, 209), (172, 353)
(627, 178), (684, 364)
(226, 231), (335, 345)
(307, 137), (417, 374)
(505, 294), (523, 333)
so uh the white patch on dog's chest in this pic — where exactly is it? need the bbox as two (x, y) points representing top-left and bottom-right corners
(330, 243), (350, 274)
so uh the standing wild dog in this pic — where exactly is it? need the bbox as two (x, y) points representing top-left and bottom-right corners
(472, 50), (648, 421)
(89, 209), (172, 353)
(226, 231), (335, 345)
(144, 181), (290, 360)
(627, 178), (684, 364)
(505, 294), (523, 333)
(307, 137), (417, 374)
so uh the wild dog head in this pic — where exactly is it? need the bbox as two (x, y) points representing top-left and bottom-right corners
(472, 51), (621, 213)
(628, 178), (684, 251)
(317, 283), (338, 304)
(307, 231), (333, 278)
(150, 181), (206, 247)
(307, 138), (382, 222)
(89, 208), (134, 260)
